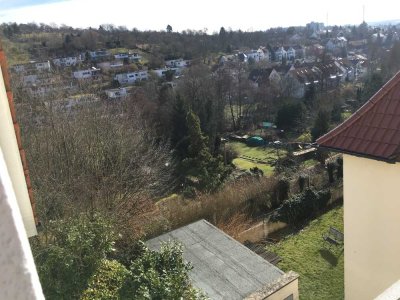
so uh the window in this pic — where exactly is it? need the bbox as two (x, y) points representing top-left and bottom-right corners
(284, 294), (293, 300)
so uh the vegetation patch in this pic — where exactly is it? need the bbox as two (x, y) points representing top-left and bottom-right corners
(230, 141), (286, 175)
(269, 206), (344, 300)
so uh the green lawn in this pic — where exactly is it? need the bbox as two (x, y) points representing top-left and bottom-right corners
(230, 141), (287, 176)
(232, 158), (275, 176)
(269, 206), (344, 300)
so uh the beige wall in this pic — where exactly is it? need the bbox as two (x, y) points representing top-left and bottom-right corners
(344, 154), (400, 299)
(266, 279), (299, 300)
(0, 66), (36, 237)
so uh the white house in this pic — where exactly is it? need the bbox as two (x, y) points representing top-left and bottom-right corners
(114, 53), (129, 60)
(246, 48), (267, 62)
(89, 50), (110, 61)
(73, 68), (100, 79)
(165, 58), (189, 68)
(53, 56), (80, 67)
(129, 52), (142, 62)
(105, 87), (127, 99)
(34, 61), (51, 72)
(114, 71), (148, 85)
(285, 46), (296, 61)
(152, 68), (172, 78)
(12, 61), (51, 73)
(97, 61), (124, 71)
(317, 71), (400, 300)
(274, 47), (287, 62)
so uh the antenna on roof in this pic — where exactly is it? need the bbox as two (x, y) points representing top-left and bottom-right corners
(363, 4), (365, 23)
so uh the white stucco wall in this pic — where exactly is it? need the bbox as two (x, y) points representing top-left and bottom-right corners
(0, 66), (36, 237)
(344, 154), (400, 300)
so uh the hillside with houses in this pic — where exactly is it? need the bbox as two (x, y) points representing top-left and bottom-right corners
(1, 19), (400, 299)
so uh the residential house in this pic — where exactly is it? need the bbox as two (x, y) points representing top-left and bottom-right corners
(53, 56), (80, 67)
(286, 67), (320, 98)
(273, 47), (287, 62)
(114, 71), (148, 85)
(334, 59), (356, 81)
(246, 48), (267, 62)
(152, 68), (171, 78)
(313, 61), (344, 89)
(114, 53), (129, 60)
(97, 61), (124, 71)
(88, 49), (110, 61)
(73, 68), (100, 79)
(325, 37), (347, 53)
(285, 46), (296, 61)
(317, 71), (400, 300)
(129, 52), (142, 62)
(11, 61), (51, 73)
(105, 87), (127, 99)
(165, 58), (189, 68)
(248, 68), (281, 87)
(147, 220), (299, 300)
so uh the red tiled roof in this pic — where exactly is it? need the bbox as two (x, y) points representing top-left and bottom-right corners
(317, 71), (400, 162)
(0, 39), (37, 223)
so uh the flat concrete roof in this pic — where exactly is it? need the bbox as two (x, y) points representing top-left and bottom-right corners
(147, 219), (285, 300)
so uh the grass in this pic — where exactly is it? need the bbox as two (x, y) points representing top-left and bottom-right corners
(232, 158), (275, 176)
(341, 111), (352, 120)
(230, 141), (286, 176)
(269, 206), (344, 300)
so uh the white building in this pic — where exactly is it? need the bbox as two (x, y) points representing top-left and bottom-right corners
(114, 71), (148, 85)
(246, 48), (268, 62)
(274, 47), (287, 62)
(73, 68), (100, 79)
(105, 87), (127, 99)
(114, 53), (129, 60)
(12, 61), (51, 73)
(53, 56), (80, 67)
(129, 52), (142, 62)
(165, 58), (189, 68)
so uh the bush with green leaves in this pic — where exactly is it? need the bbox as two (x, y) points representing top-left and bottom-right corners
(81, 259), (130, 300)
(121, 241), (205, 300)
(271, 188), (331, 225)
(32, 213), (117, 299)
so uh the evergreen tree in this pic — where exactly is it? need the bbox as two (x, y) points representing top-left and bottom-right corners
(311, 110), (330, 141)
(182, 111), (227, 191)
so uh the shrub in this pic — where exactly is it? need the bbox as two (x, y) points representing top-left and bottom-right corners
(336, 156), (343, 179)
(327, 161), (337, 183)
(271, 188), (331, 225)
(81, 259), (129, 300)
(276, 177), (290, 204)
(298, 174), (309, 192)
(32, 214), (117, 299)
(121, 242), (204, 299)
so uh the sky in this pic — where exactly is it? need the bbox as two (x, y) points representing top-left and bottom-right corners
(1, 0), (399, 32)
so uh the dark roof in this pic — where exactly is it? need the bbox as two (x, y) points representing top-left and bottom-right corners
(147, 220), (294, 300)
(248, 68), (275, 82)
(317, 71), (400, 162)
(0, 39), (37, 223)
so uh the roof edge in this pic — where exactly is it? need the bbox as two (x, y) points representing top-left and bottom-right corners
(317, 71), (400, 147)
